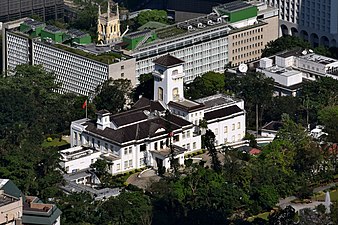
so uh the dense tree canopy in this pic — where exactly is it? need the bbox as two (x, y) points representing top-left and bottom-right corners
(262, 36), (338, 59)
(136, 10), (168, 26)
(0, 65), (90, 199)
(94, 78), (132, 114)
(132, 73), (154, 101)
(185, 71), (225, 99)
(319, 106), (338, 142)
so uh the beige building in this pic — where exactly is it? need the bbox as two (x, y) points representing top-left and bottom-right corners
(97, 1), (121, 43)
(0, 179), (23, 225)
(228, 2), (279, 67)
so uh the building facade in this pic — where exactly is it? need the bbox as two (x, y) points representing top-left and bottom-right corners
(2, 18), (136, 95)
(263, 0), (338, 47)
(256, 49), (338, 96)
(0, 179), (61, 225)
(70, 55), (246, 174)
(97, 1), (121, 44)
(0, 0), (63, 22)
(123, 1), (278, 83)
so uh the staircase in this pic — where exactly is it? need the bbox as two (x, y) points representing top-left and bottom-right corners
(135, 32), (152, 49)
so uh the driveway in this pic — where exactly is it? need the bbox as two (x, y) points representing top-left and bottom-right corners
(126, 169), (161, 189)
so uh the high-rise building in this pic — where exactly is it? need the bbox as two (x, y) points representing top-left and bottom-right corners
(122, 1), (278, 83)
(2, 18), (136, 96)
(263, 0), (338, 47)
(0, 0), (64, 22)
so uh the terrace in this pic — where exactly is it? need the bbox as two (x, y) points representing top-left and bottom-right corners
(53, 43), (128, 64)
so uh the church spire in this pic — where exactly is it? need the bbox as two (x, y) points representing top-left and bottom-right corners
(107, 0), (111, 20)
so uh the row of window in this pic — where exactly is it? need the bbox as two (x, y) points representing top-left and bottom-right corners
(232, 49), (262, 61)
(232, 42), (264, 54)
(232, 35), (263, 47)
(214, 122), (241, 135)
(182, 142), (197, 150)
(232, 28), (263, 40)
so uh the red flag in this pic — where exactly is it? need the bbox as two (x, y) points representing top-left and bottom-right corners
(82, 100), (87, 109)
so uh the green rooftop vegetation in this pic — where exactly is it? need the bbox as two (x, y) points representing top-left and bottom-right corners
(54, 44), (125, 64)
(156, 26), (187, 39)
(138, 21), (168, 31)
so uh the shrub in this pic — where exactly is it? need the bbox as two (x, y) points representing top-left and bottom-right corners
(46, 137), (53, 142)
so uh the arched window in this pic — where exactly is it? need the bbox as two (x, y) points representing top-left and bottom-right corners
(158, 87), (163, 101)
(172, 69), (178, 75)
(172, 88), (179, 100)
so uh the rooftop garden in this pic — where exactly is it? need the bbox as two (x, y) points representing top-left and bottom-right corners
(156, 26), (187, 39)
(54, 44), (126, 64)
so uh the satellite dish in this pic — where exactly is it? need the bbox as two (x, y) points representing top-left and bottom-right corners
(238, 64), (248, 73)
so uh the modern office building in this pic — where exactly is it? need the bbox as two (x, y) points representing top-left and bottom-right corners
(256, 49), (338, 96)
(262, 0), (338, 47)
(2, 18), (136, 95)
(0, 0), (63, 22)
(122, 1), (278, 83)
(70, 55), (246, 173)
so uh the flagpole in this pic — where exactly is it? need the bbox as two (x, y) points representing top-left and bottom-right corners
(85, 99), (88, 119)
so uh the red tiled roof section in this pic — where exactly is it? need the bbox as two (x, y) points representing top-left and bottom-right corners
(249, 148), (261, 155)
(153, 55), (184, 67)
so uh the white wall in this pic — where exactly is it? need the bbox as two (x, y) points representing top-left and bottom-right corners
(207, 114), (246, 146)
(61, 151), (101, 173)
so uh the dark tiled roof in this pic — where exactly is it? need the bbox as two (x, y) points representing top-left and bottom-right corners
(97, 109), (111, 115)
(84, 114), (191, 144)
(111, 110), (148, 127)
(204, 105), (243, 121)
(168, 101), (205, 112)
(153, 54), (184, 67)
(132, 97), (165, 112)
(111, 99), (165, 127)
(276, 48), (304, 58)
(133, 97), (151, 109)
(262, 121), (283, 131)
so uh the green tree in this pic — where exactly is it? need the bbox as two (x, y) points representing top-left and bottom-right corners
(132, 73), (154, 101)
(268, 206), (297, 225)
(238, 72), (274, 130)
(318, 105), (338, 142)
(204, 130), (222, 172)
(58, 192), (96, 225)
(185, 71), (225, 99)
(90, 159), (107, 177)
(262, 36), (311, 57)
(100, 191), (152, 225)
(136, 10), (168, 26)
(276, 114), (322, 178)
(94, 78), (132, 114)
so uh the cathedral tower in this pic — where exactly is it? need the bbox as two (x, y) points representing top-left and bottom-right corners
(97, 1), (121, 43)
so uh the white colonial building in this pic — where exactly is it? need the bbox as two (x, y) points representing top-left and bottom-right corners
(69, 55), (246, 174)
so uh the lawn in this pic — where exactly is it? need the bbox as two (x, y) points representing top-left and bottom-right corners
(42, 138), (69, 148)
(314, 189), (338, 202)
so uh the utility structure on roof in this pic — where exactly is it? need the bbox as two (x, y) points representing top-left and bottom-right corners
(97, 0), (121, 43)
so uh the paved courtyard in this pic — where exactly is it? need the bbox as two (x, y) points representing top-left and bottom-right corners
(126, 169), (161, 189)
